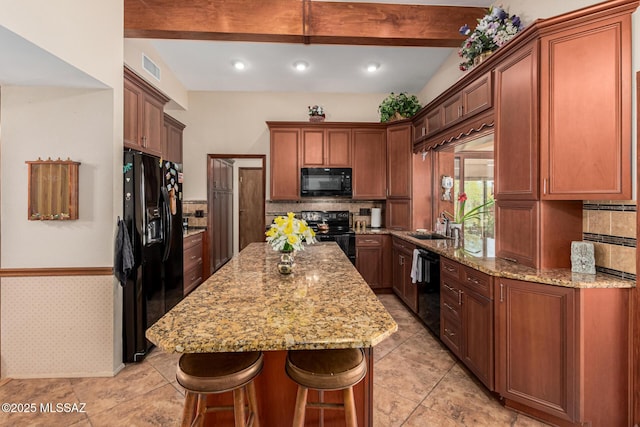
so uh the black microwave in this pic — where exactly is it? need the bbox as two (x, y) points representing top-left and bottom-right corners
(300, 168), (352, 197)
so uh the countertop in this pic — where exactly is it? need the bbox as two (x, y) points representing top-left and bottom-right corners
(146, 242), (398, 353)
(354, 228), (633, 289)
(183, 228), (206, 238)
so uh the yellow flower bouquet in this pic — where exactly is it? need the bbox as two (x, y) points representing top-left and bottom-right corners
(266, 212), (316, 252)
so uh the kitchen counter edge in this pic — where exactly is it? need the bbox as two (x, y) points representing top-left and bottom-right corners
(390, 231), (633, 289)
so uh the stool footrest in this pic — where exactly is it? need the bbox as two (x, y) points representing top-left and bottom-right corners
(307, 402), (346, 410)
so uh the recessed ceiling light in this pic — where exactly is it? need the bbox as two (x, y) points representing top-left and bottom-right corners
(293, 61), (309, 71)
(232, 60), (246, 70)
(366, 63), (380, 73)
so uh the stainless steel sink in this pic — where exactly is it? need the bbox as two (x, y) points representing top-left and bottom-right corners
(408, 232), (450, 240)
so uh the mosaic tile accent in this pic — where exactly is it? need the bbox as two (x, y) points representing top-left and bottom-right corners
(582, 201), (637, 280)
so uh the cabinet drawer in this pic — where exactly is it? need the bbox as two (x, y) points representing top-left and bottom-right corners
(184, 242), (203, 270)
(184, 262), (203, 295)
(440, 258), (462, 280)
(184, 232), (203, 250)
(441, 313), (461, 356)
(441, 291), (461, 321)
(392, 236), (415, 252)
(462, 266), (493, 299)
(356, 235), (383, 247)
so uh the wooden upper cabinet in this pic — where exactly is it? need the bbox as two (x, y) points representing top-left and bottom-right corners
(386, 123), (412, 198)
(124, 67), (169, 157)
(163, 113), (185, 164)
(352, 128), (386, 200)
(442, 93), (463, 127)
(425, 107), (443, 136)
(301, 128), (351, 167)
(539, 13), (631, 200)
(269, 128), (300, 200)
(495, 40), (539, 200)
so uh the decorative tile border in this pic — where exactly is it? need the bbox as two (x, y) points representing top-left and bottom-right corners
(583, 202), (636, 212)
(595, 266), (636, 281)
(583, 233), (636, 248)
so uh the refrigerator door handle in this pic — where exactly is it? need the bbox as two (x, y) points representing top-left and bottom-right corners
(160, 186), (173, 262)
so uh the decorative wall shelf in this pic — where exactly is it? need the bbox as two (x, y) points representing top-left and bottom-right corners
(26, 157), (80, 220)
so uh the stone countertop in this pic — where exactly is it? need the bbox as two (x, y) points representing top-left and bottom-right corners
(392, 231), (634, 289)
(183, 228), (206, 238)
(146, 242), (398, 353)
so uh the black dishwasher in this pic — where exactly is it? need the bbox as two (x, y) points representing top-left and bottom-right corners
(417, 249), (440, 337)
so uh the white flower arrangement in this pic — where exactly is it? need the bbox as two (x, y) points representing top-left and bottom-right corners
(266, 212), (316, 252)
(458, 6), (524, 71)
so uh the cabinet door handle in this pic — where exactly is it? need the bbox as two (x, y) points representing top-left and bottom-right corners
(444, 328), (456, 337)
(467, 276), (480, 285)
(458, 290), (463, 305)
(443, 265), (455, 273)
(141, 135), (147, 147)
(443, 302), (456, 313)
(443, 284), (456, 294)
(500, 283), (504, 302)
(543, 178), (547, 195)
(399, 255), (404, 266)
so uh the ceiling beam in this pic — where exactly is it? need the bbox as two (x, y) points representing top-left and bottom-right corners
(124, 0), (486, 47)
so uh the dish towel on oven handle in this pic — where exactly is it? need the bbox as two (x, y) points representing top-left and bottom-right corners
(410, 249), (422, 284)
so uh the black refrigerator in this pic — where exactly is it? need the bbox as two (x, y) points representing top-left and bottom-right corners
(122, 150), (183, 362)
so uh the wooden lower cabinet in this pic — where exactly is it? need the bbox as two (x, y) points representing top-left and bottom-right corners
(496, 278), (630, 426)
(391, 237), (417, 312)
(440, 257), (494, 390)
(356, 234), (391, 291)
(183, 232), (204, 295)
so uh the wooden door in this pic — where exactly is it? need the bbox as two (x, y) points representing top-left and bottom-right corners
(270, 129), (300, 200)
(352, 128), (386, 199)
(301, 128), (325, 166)
(386, 199), (411, 231)
(540, 15), (631, 200)
(442, 93), (463, 127)
(326, 129), (351, 166)
(386, 123), (412, 198)
(123, 78), (142, 149)
(495, 278), (576, 422)
(460, 286), (493, 390)
(239, 168), (264, 251)
(355, 235), (382, 289)
(141, 94), (164, 156)
(494, 40), (539, 200)
(461, 71), (492, 118)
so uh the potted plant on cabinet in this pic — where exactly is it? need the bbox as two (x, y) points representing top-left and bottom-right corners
(378, 92), (421, 122)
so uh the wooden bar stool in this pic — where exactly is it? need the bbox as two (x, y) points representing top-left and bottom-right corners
(285, 348), (367, 427)
(176, 351), (263, 427)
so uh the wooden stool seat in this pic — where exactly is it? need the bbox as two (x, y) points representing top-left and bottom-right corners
(286, 348), (366, 427)
(177, 352), (263, 427)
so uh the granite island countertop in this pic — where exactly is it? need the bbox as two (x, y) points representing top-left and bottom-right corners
(146, 242), (398, 353)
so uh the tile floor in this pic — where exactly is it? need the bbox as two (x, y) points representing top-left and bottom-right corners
(0, 294), (550, 426)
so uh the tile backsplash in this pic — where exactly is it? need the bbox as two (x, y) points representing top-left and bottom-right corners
(583, 200), (636, 280)
(266, 200), (383, 228)
(183, 200), (208, 228)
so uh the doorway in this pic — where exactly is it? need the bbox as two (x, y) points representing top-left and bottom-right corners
(239, 167), (265, 250)
(206, 154), (265, 274)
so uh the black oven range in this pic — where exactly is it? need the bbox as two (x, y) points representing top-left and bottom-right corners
(300, 210), (355, 265)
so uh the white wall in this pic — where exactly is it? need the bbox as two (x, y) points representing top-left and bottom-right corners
(0, 0), (122, 89)
(166, 91), (387, 201)
(0, 0), (124, 377)
(1, 87), (115, 267)
(124, 39), (189, 110)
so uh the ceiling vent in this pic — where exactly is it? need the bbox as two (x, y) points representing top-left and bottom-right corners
(142, 54), (161, 81)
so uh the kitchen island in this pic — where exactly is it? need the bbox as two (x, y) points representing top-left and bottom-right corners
(146, 242), (397, 426)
